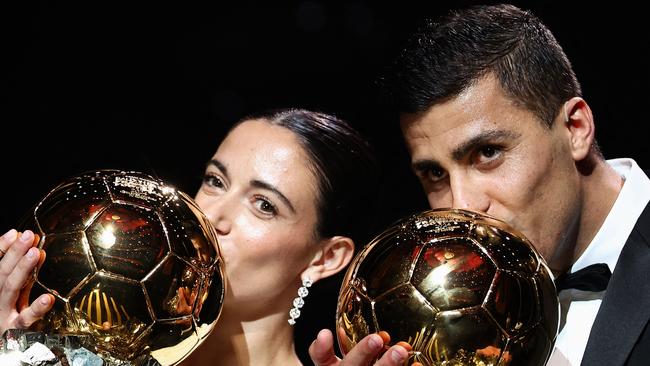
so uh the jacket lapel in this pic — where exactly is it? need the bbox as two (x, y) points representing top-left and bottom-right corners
(581, 203), (650, 365)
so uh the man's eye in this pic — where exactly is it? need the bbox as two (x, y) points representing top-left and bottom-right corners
(426, 167), (447, 182)
(479, 146), (499, 158)
(474, 145), (504, 167)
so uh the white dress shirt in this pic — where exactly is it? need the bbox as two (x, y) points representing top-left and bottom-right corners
(548, 158), (650, 365)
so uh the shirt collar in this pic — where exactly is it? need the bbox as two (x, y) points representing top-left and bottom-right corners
(572, 158), (650, 273)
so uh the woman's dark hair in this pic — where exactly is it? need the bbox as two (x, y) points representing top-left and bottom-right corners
(237, 108), (379, 247)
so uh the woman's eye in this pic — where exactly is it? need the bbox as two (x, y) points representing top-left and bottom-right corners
(253, 196), (278, 216)
(202, 174), (225, 189)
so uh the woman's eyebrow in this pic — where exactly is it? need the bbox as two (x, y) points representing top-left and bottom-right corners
(206, 159), (229, 178)
(250, 179), (296, 214)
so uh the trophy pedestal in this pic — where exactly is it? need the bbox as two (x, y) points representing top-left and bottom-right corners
(0, 329), (162, 366)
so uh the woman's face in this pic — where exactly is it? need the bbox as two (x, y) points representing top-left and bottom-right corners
(194, 119), (323, 317)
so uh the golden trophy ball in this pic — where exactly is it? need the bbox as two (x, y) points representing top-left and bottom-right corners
(336, 208), (559, 366)
(17, 170), (226, 365)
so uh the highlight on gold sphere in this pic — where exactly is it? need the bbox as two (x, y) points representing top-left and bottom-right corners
(336, 208), (559, 366)
(19, 170), (226, 365)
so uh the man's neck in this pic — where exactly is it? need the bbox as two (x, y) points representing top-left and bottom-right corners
(570, 158), (624, 266)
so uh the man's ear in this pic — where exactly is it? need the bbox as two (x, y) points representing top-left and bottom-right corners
(563, 97), (595, 161)
(302, 236), (355, 283)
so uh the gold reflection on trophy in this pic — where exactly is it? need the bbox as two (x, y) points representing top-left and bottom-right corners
(20, 170), (226, 365)
(336, 208), (560, 366)
(76, 288), (131, 330)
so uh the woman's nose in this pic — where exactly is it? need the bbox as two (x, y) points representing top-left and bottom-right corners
(198, 196), (232, 236)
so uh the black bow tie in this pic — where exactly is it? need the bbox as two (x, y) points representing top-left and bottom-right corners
(554, 263), (612, 293)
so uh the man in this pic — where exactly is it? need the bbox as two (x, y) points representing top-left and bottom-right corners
(310, 4), (650, 366)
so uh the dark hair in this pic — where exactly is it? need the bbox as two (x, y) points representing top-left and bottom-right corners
(237, 108), (379, 247)
(385, 3), (581, 127)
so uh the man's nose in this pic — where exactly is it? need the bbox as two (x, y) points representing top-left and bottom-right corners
(449, 175), (490, 213)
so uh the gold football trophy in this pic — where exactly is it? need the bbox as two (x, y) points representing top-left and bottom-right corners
(337, 208), (559, 366)
(18, 170), (226, 365)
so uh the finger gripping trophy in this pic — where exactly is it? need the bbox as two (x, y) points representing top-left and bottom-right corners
(17, 170), (226, 365)
(337, 208), (559, 366)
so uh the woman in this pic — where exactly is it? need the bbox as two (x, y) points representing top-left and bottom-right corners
(0, 109), (410, 365)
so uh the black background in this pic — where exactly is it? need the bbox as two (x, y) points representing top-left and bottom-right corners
(2, 1), (648, 363)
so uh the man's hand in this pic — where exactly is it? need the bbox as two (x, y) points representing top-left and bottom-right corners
(0, 229), (54, 334)
(309, 328), (420, 366)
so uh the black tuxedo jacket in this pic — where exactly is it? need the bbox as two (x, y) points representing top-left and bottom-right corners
(581, 201), (650, 365)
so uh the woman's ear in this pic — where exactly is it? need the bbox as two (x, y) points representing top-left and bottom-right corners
(303, 236), (355, 283)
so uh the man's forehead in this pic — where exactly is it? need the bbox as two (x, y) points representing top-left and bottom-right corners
(401, 107), (493, 144)
(399, 74), (514, 131)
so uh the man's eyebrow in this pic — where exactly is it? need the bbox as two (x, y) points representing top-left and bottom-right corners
(206, 159), (228, 178)
(451, 130), (519, 161)
(250, 179), (296, 214)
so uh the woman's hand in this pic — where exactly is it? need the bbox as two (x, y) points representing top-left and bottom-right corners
(0, 229), (54, 334)
(309, 328), (422, 366)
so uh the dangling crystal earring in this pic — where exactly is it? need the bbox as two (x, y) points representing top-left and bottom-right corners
(288, 277), (312, 325)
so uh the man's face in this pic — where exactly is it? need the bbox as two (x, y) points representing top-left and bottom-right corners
(400, 75), (580, 271)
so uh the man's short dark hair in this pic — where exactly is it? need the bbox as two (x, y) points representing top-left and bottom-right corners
(385, 4), (581, 127)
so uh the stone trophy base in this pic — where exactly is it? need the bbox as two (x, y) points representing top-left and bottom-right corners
(0, 329), (162, 366)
